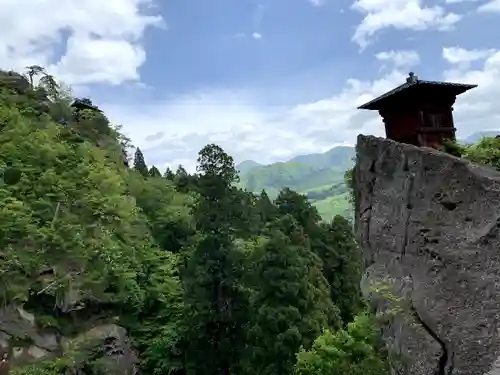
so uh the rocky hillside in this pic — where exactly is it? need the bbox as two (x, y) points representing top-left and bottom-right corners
(354, 135), (500, 375)
(0, 68), (178, 375)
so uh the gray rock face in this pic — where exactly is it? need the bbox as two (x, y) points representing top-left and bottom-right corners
(62, 323), (138, 375)
(0, 306), (59, 365)
(0, 70), (31, 93)
(354, 135), (500, 375)
(0, 305), (137, 374)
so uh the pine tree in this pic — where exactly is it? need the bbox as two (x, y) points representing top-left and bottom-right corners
(230, 188), (260, 238)
(174, 165), (190, 192)
(247, 215), (339, 375)
(274, 188), (321, 235)
(275, 189), (363, 323)
(133, 148), (148, 177)
(182, 144), (248, 375)
(148, 165), (161, 178)
(315, 216), (363, 323)
(164, 167), (175, 180)
(255, 189), (276, 224)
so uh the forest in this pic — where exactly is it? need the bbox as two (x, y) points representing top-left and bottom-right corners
(1, 66), (499, 375)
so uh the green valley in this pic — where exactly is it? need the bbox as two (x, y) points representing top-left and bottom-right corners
(237, 146), (355, 221)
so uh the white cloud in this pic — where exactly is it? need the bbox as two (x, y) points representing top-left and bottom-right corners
(351, 0), (462, 47)
(442, 46), (496, 68)
(104, 71), (406, 172)
(103, 46), (500, 172)
(442, 47), (500, 132)
(103, 90), (319, 171)
(53, 35), (146, 85)
(376, 50), (420, 68)
(232, 32), (263, 40)
(0, 0), (163, 85)
(478, 0), (500, 12)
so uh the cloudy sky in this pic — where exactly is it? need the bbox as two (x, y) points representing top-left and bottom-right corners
(1, 0), (499, 171)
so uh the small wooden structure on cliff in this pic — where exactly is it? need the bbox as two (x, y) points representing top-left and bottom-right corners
(358, 72), (477, 148)
(71, 98), (102, 113)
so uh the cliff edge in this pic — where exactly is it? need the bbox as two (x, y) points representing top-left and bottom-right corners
(354, 135), (500, 375)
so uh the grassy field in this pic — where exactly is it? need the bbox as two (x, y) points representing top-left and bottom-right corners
(311, 192), (352, 222)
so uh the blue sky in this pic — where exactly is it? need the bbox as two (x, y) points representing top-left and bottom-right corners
(139, 0), (360, 98)
(1, 0), (500, 171)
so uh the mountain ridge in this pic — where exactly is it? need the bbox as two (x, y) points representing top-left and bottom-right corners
(237, 160), (262, 174)
(236, 145), (354, 174)
(462, 130), (500, 144)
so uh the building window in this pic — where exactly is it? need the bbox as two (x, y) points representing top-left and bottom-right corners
(424, 113), (445, 128)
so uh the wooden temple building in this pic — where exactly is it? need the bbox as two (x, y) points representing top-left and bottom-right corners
(358, 72), (477, 148)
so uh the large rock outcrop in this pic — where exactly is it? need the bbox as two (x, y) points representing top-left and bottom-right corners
(354, 135), (500, 375)
(0, 305), (137, 375)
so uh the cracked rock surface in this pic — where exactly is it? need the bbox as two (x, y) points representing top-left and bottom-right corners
(354, 135), (500, 375)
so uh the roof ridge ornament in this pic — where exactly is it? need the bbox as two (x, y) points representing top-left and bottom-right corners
(406, 72), (418, 84)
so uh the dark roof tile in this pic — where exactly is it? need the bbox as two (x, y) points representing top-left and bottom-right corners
(358, 75), (477, 110)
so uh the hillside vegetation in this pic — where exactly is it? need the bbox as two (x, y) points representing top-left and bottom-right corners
(0, 67), (389, 375)
(237, 146), (355, 221)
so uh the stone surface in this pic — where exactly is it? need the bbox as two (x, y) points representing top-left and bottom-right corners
(0, 305), (136, 374)
(0, 70), (30, 93)
(0, 305), (59, 365)
(354, 135), (500, 375)
(62, 323), (138, 375)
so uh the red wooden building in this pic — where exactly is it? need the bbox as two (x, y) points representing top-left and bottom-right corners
(358, 72), (477, 148)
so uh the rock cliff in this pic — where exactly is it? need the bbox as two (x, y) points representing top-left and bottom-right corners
(354, 135), (500, 375)
(0, 306), (137, 374)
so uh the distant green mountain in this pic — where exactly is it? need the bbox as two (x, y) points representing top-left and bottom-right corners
(462, 131), (500, 144)
(237, 146), (355, 221)
(288, 146), (355, 170)
(238, 162), (345, 198)
(237, 160), (262, 174)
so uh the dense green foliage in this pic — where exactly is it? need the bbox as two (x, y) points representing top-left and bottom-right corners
(440, 135), (500, 172)
(463, 136), (500, 170)
(295, 313), (390, 375)
(236, 148), (355, 221)
(0, 68), (387, 375)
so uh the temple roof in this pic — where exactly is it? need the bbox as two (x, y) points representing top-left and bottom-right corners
(358, 72), (477, 110)
(71, 99), (102, 112)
